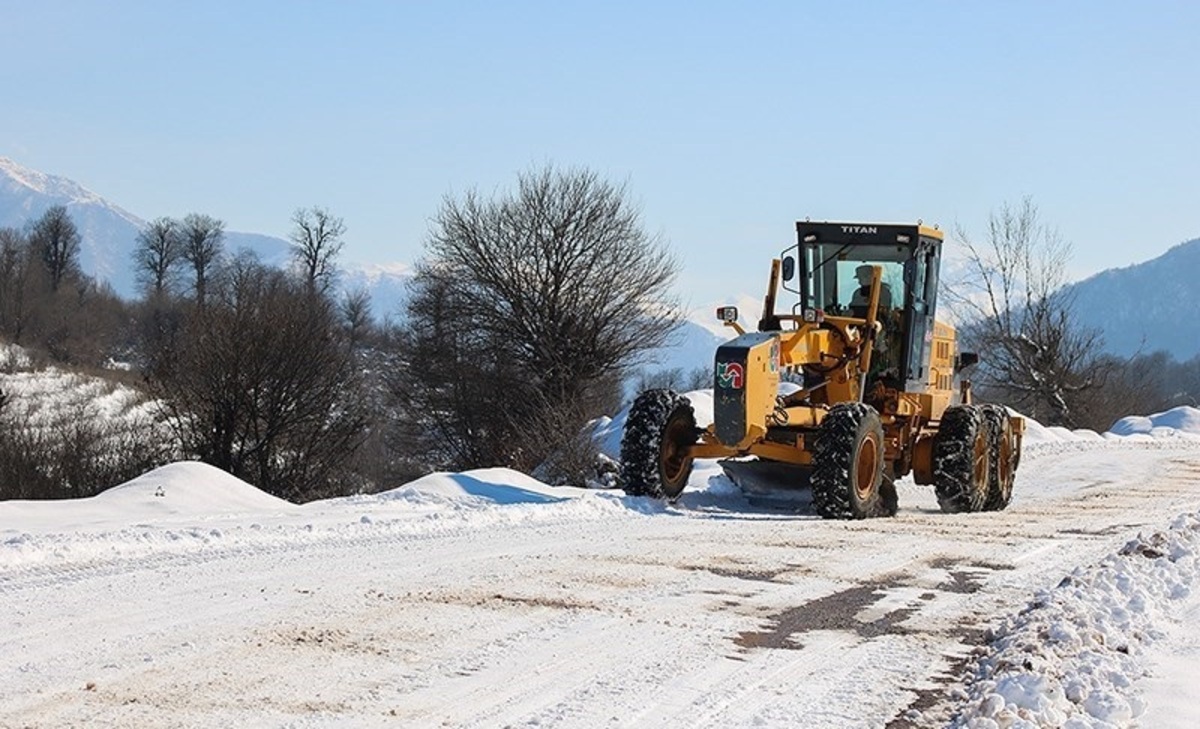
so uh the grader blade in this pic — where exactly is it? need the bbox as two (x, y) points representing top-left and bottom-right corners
(719, 458), (813, 507)
(715, 460), (811, 496)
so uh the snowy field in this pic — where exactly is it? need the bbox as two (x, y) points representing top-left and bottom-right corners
(2, 394), (1200, 727)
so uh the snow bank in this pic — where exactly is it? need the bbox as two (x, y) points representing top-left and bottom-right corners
(0, 463), (647, 572)
(952, 513), (1200, 727)
(1109, 406), (1200, 439)
(1020, 417), (1105, 445)
(905, 400), (1196, 444)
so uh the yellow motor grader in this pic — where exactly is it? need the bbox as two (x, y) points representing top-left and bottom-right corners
(620, 221), (1023, 519)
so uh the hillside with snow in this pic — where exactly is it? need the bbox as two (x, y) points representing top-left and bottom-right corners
(4, 383), (1200, 727)
(1064, 237), (1200, 360)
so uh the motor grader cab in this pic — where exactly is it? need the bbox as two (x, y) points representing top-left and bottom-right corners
(620, 221), (1023, 519)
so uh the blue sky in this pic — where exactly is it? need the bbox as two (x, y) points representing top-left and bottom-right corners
(3, 1), (1197, 307)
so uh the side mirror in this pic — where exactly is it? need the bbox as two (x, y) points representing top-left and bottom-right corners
(781, 256), (796, 282)
(956, 352), (979, 370)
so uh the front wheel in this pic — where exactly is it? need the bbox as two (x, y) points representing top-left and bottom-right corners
(811, 402), (896, 519)
(619, 390), (697, 500)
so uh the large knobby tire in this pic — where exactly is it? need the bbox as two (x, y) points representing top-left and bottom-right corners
(619, 390), (697, 500)
(811, 402), (896, 519)
(980, 404), (1018, 511)
(934, 405), (989, 513)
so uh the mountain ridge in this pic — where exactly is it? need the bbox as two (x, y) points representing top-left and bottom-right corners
(0, 156), (134, 213)
(1065, 236), (1200, 360)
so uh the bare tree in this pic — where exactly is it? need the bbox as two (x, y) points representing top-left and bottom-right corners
(134, 217), (183, 296)
(394, 266), (524, 469)
(398, 164), (682, 472)
(1, 224), (128, 364)
(289, 206), (346, 293)
(27, 205), (81, 291)
(40, 278), (129, 366)
(340, 286), (374, 347)
(179, 213), (225, 306)
(947, 198), (1115, 427)
(0, 227), (42, 340)
(149, 255), (370, 500)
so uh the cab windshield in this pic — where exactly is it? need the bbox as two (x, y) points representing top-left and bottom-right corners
(797, 243), (910, 317)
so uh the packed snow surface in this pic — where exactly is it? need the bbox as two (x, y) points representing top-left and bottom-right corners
(3, 404), (1200, 727)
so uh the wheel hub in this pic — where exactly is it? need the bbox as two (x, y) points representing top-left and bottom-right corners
(854, 433), (880, 501)
(660, 417), (691, 481)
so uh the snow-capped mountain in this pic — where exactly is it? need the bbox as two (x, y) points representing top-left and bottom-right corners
(337, 261), (413, 322)
(0, 156), (147, 291)
(0, 156), (412, 309)
(0, 157), (297, 294)
(1063, 237), (1200, 360)
(638, 318), (727, 377)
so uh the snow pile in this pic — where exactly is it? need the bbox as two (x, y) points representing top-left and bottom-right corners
(953, 513), (1200, 727)
(98, 462), (296, 514)
(588, 414), (622, 460)
(1108, 406), (1200, 440)
(1022, 418), (1105, 445)
(0, 463), (298, 563)
(365, 467), (575, 507)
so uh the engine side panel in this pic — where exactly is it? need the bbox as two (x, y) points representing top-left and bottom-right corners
(714, 332), (781, 447)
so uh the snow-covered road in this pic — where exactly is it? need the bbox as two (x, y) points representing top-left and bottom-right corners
(3, 435), (1200, 728)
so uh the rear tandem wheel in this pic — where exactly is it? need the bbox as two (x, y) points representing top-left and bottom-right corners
(980, 404), (1018, 511)
(933, 405), (990, 513)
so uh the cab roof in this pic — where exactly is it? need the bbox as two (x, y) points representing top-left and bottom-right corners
(795, 221), (944, 245)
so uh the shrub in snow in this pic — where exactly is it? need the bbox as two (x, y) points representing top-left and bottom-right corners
(0, 367), (178, 499)
(533, 419), (619, 489)
(0, 342), (35, 373)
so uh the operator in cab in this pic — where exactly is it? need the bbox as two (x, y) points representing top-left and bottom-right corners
(849, 264), (892, 317)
